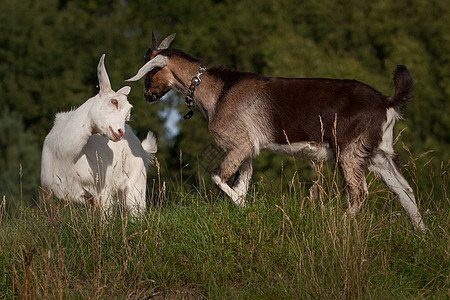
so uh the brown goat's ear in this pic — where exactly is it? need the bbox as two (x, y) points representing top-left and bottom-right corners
(158, 33), (176, 50)
(150, 30), (158, 51)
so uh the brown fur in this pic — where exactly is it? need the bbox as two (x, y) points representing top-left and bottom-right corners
(142, 50), (406, 193)
(129, 34), (426, 230)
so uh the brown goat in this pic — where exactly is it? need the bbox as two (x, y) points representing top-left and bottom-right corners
(127, 32), (426, 231)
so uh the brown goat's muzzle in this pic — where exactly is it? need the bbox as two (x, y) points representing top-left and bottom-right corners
(145, 92), (159, 103)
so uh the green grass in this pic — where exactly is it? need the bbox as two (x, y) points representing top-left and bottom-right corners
(0, 163), (449, 299)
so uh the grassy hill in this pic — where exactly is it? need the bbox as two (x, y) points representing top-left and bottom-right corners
(0, 160), (448, 299)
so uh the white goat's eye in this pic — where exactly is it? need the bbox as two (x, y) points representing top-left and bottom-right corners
(111, 99), (118, 109)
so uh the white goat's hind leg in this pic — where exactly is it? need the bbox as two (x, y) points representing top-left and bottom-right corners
(125, 185), (147, 218)
(126, 197), (146, 217)
(370, 153), (427, 231)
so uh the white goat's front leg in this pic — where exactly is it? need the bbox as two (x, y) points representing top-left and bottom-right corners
(125, 180), (147, 217)
(96, 191), (114, 217)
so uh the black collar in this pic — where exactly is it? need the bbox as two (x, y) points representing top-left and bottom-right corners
(183, 65), (206, 120)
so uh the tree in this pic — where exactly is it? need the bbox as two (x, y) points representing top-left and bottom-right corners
(1, 0), (448, 199)
(0, 109), (40, 207)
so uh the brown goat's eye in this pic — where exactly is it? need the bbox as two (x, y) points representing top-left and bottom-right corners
(111, 99), (118, 109)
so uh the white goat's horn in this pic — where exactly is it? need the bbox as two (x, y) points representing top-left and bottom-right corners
(97, 54), (112, 93)
(125, 55), (168, 82)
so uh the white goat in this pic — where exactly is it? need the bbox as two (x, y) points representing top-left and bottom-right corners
(41, 54), (157, 216)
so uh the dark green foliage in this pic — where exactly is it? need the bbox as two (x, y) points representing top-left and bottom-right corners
(0, 0), (448, 205)
(1, 0), (448, 297)
(123, 0), (449, 194)
(0, 109), (40, 206)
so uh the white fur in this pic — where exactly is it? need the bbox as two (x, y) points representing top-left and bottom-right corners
(369, 153), (426, 231)
(368, 108), (426, 231)
(41, 55), (157, 216)
(378, 108), (400, 154)
(265, 142), (333, 161)
(211, 173), (245, 206)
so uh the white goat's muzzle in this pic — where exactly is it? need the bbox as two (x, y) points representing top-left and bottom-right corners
(109, 126), (124, 141)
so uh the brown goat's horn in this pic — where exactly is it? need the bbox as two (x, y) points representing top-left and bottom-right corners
(125, 55), (168, 82)
(150, 30), (158, 51)
(158, 33), (176, 50)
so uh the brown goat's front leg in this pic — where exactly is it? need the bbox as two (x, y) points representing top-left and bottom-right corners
(211, 150), (252, 206)
(232, 158), (253, 198)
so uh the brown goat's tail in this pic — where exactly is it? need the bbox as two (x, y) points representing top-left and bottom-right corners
(390, 65), (414, 114)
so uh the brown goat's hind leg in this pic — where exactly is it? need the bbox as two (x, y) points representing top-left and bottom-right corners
(339, 145), (369, 216)
(211, 150), (252, 206)
(342, 170), (368, 217)
(369, 153), (427, 232)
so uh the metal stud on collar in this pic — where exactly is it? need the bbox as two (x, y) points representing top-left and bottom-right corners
(183, 65), (206, 120)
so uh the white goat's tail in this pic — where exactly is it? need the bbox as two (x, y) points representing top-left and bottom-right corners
(142, 131), (157, 162)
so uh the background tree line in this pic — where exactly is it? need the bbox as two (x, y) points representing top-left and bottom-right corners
(1, 0), (448, 204)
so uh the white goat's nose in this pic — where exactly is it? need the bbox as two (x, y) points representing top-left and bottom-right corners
(109, 126), (124, 141)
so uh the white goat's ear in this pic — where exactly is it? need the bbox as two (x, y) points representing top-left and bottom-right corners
(158, 33), (176, 50)
(117, 86), (131, 96)
(125, 55), (168, 82)
(97, 54), (112, 94)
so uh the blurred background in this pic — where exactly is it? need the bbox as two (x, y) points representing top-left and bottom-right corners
(1, 0), (448, 205)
